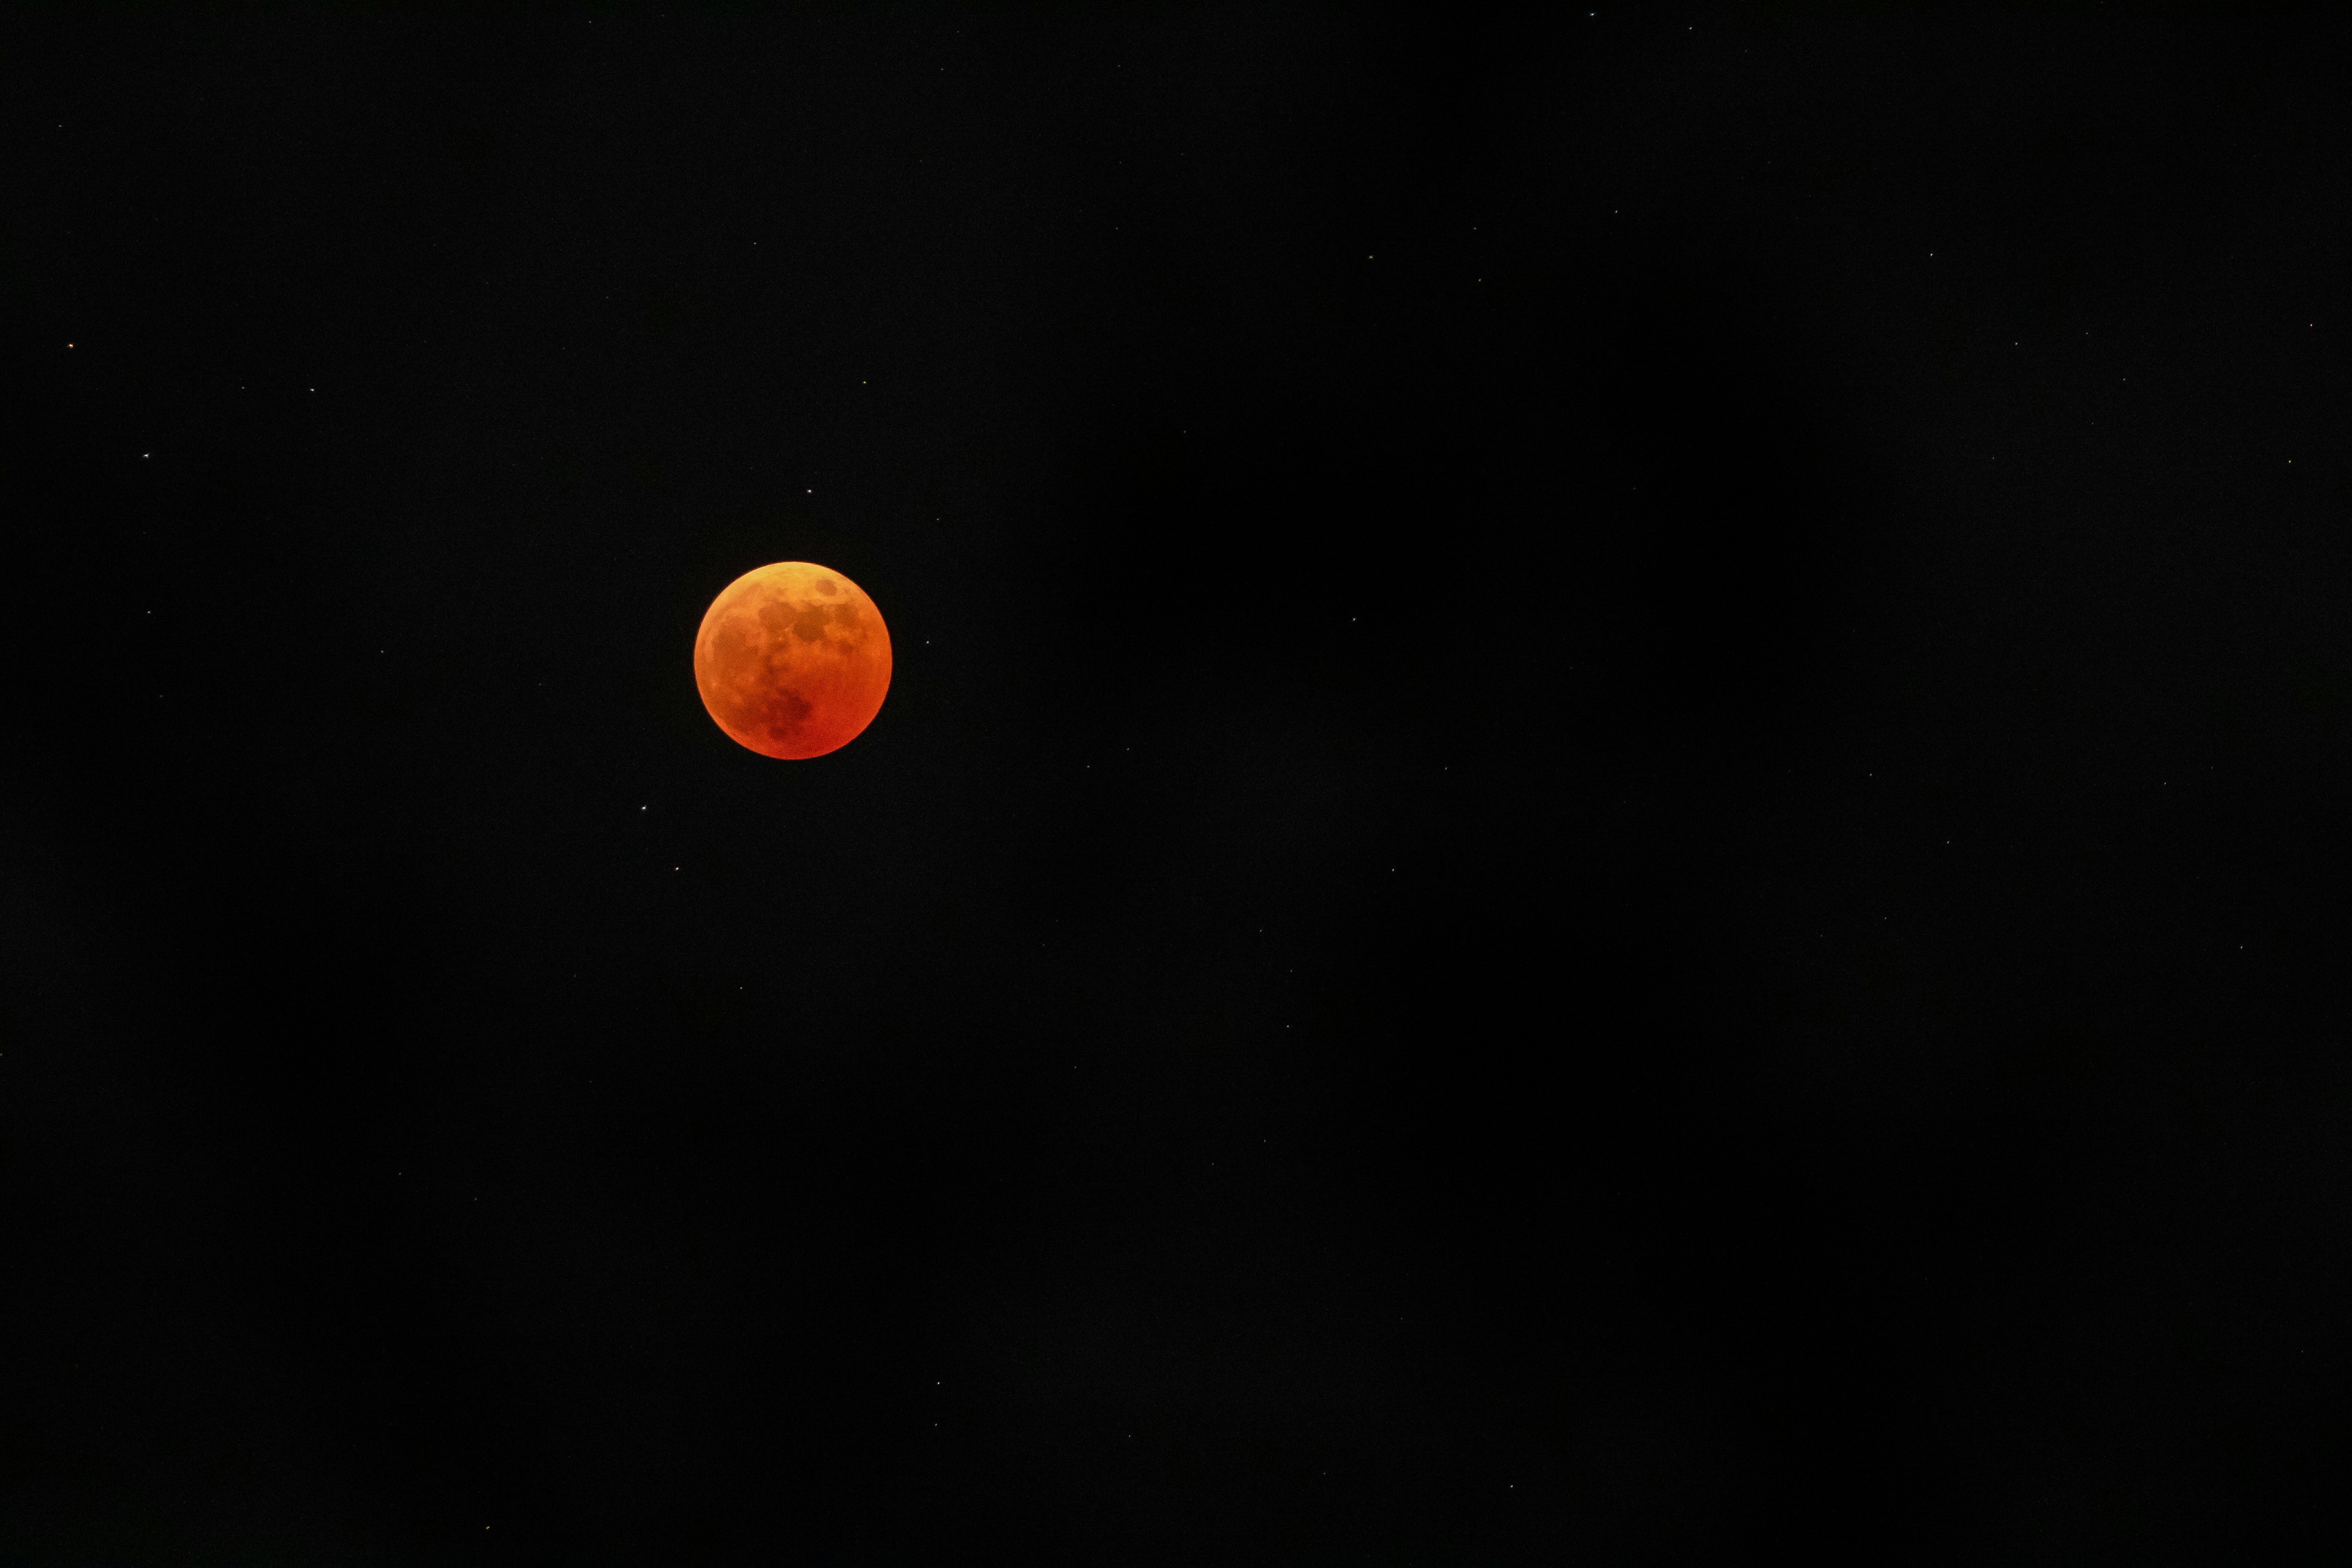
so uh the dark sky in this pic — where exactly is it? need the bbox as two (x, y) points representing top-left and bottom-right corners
(7, 8), (2352, 1563)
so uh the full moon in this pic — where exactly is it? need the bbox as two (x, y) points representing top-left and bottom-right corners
(693, 562), (892, 760)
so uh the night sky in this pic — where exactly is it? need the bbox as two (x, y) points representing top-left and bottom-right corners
(8, 9), (2352, 1563)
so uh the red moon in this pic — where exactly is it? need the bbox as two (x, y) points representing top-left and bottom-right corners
(693, 562), (892, 759)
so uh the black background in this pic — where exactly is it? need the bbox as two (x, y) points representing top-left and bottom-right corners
(6, 8), (2352, 1562)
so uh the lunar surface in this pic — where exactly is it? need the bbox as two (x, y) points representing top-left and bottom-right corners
(693, 562), (892, 759)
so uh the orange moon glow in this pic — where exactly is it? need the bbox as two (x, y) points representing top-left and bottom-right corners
(693, 562), (892, 760)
